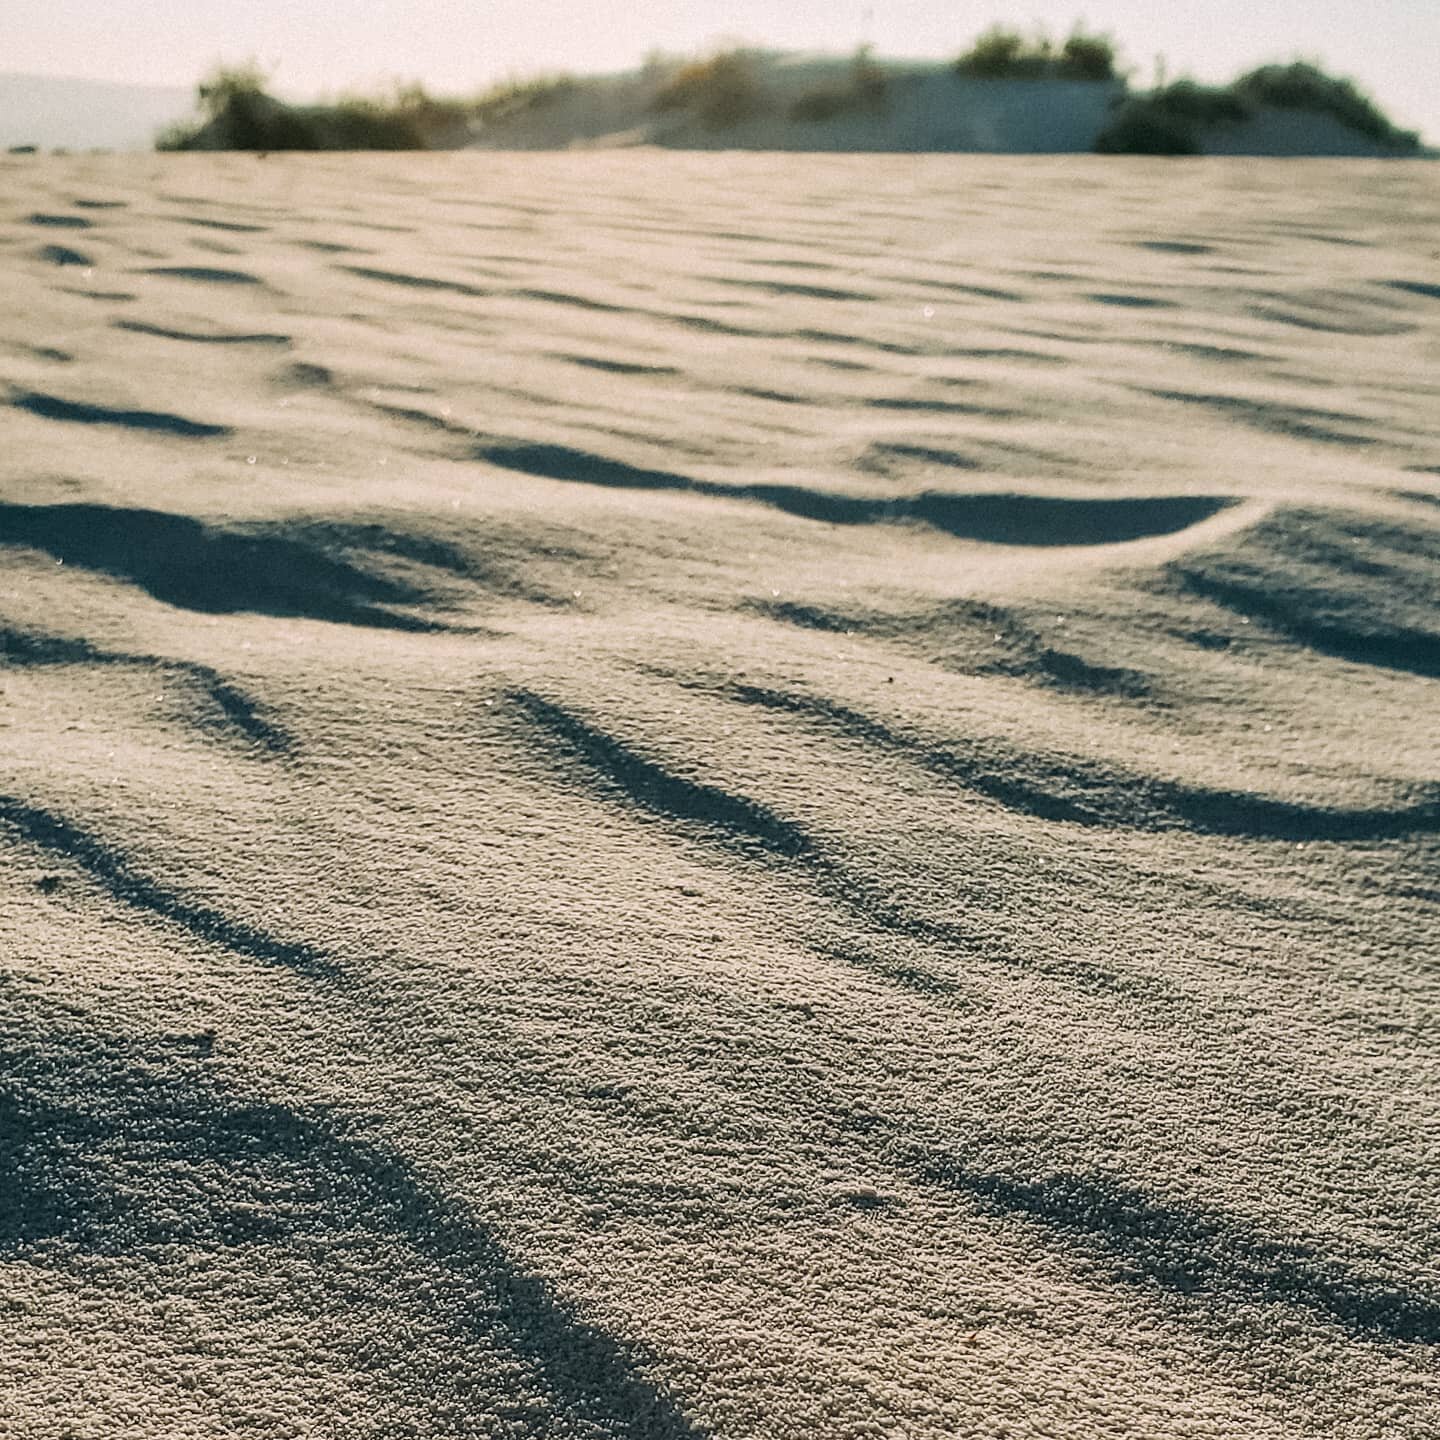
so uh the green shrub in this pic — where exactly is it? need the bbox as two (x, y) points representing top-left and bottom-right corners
(314, 101), (429, 150)
(1094, 80), (1249, 155)
(1233, 62), (1419, 149)
(1094, 98), (1203, 155)
(1059, 32), (1119, 82)
(955, 27), (1046, 79)
(156, 62), (458, 150)
(650, 49), (767, 129)
(158, 62), (265, 149)
(790, 45), (890, 122)
(1152, 80), (1251, 125)
(159, 93), (429, 151)
(196, 61), (270, 120)
(955, 26), (1118, 81)
(1095, 62), (1420, 155)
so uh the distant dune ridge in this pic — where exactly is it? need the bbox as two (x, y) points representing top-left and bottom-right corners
(3, 40), (1427, 157)
(442, 50), (1423, 156)
(2, 148), (1439, 1438)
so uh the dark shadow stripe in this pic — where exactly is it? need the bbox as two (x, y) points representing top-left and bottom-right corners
(180, 216), (268, 233)
(0, 797), (335, 977)
(508, 690), (813, 861)
(141, 266), (264, 285)
(915, 1152), (1440, 1344)
(512, 287), (638, 314)
(751, 595), (1156, 700)
(115, 319), (291, 346)
(479, 442), (1233, 546)
(0, 502), (447, 632)
(339, 264), (489, 298)
(729, 684), (1440, 843)
(29, 212), (92, 228)
(1174, 569), (1440, 681)
(8, 389), (230, 438)
(1385, 280), (1440, 302)
(507, 689), (1166, 1003)
(1140, 388), (1380, 447)
(36, 244), (92, 266)
(0, 626), (292, 755)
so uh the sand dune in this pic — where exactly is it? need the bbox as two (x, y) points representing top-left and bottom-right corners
(451, 59), (1425, 157)
(1, 150), (1438, 1438)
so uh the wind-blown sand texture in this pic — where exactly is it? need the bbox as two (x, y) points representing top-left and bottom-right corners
(1, 151), (1438, 1439)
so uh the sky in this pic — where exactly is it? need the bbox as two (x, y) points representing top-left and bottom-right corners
(10, 0), (1439, 142)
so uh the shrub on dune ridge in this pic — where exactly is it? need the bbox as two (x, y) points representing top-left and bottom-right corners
(1095, 81), (1250, 155)
(954, 26), (1120, 82)
(955, 27), (1047, 78)
(1058, 31), (1121, 82)
(1093, 102), (1200, 155)
(1094, 63), (1421, 155)
(157, 64), (434, 150)
(789, 45), (891, 123)
(1143, 80), (1252, 126)
(1232, 62), (1419, 149)
(649, 48), (769, 129)
(155, 62), (578, 151)
(468, 73), (577, 128)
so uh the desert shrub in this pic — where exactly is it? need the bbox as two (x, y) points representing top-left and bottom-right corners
(789, 46), (890, 122)
(469, 74), (577, 127)
(196, 61), (270, 120)
(1233, 62), (1419, 149)
(158, 62), (266, 149)
(1095, 62), (1420, 155)
(312, 100), (429, 149)
(1059, 31), (1119, 82)
(156, 63), (456, 150)
(1094, 97), (1203, 155)
(387, 82), (473, 135)
(955, 27), (1048, 78)
(955, 26), (1118, 81)
(1151, 79), (1251, 125)
(651, 49), (768, 129)
(1095, 79), (1253, 153)
(160, 93), (426, 151)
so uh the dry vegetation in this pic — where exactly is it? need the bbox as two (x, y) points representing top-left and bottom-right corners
(648, 49), (770, 130)
(156, 64), (576, 151)
(1097, 62), (1421, 155)
(953, 26), (1121, 82)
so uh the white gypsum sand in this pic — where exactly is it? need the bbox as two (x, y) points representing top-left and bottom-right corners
(0, 150), (1437, 1440)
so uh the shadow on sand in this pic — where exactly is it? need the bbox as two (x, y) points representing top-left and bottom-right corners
(0, 502), (451, 631)
(479, 442), (1233, 545)
(0, 1017), (706, 1437)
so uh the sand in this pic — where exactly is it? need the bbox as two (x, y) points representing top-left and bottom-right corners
(1, 150), (1437, 1439)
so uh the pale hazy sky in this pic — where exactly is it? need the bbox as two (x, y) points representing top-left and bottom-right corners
(12, 1), (1439, 141)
